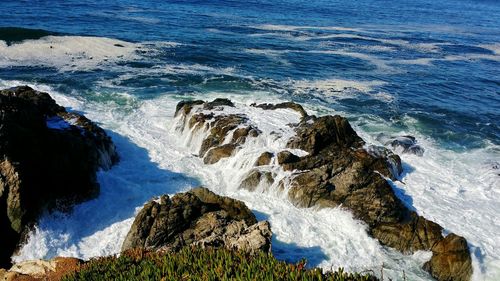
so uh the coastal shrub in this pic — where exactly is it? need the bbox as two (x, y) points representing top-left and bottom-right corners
(63, 247), (377, 281)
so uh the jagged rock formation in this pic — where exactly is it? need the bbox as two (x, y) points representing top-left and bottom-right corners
(122, 187), (272, 254)
(175, 99), (260, 164)
(174, 99), (472, 281)
(0, 86), (118, 268)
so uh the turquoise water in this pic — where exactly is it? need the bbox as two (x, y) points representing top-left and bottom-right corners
(1, 1), (499, 280)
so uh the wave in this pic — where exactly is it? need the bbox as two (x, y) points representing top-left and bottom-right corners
(0, 35), (147, 71)
(251, 24), (364, 33)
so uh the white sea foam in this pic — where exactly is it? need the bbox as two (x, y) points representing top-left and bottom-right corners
(252, 24), (364, 33)
(312, 50), (395, 71)
(479, 43), (500, 55)
(443, 53), (500, 62)
(0, 36), (145, 71)
(395, 58), (435, 66)
(351, 115), (500, 281)
(288, 78), (387, 98)
(5, 80), (499, 280)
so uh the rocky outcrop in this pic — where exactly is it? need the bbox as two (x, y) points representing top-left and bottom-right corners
(173, 99), (472, 281)
(0, 257), (81, 281)
(175, 100), (260, 164)
(376, 134), (425, 156)
(122, 187), (272, 254)
(0, 86), (118, 268)
(280, 115), (471, 280)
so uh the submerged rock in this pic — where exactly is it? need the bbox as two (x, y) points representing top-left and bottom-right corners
(251, 102), (308, 118)
(377, 134), (425, 156)
(0, 86), (118, 268)
(122, 187), (272, 254)
(173, 98), (473, 281)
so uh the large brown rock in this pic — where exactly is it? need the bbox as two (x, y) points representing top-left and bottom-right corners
(203, 143), (238, 164)
(0, 86), (118, 268)
(122, 187), (272, 254)
(423, 234), (473, 281)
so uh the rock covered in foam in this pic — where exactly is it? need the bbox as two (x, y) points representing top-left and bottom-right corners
(122, 187), (272, 254)
(175, 99), (260, 164)
(173, 98), (472, 281)
(0, 86), (118, 268)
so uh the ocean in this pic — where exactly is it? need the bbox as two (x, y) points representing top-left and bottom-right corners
(0, 0), (499, 280)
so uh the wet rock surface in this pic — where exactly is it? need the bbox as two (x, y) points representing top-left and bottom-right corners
(175, 101), (261, 164)
(423, 234), (473, 281)
(239, 169), (275, 191)
(174, 99), (473, 281)
(255, 151), (273, 166)
(122, 187), (272, 254)
(0, 86), (118, 268)
(251, 102), (308, 118)
(377, 134), (425, 156)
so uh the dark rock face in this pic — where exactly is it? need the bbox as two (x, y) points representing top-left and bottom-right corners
(173, 99), (472, 281)
(287, 116), (364, 155)
(122, 187), (272, 254)
(251, 102), (308, 118)
(0, 86), (118, 268)
(276, 151), (301, 165)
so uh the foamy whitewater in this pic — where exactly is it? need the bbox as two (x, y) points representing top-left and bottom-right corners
(1, 0), (499, 280)
(1, 79), (496, 280)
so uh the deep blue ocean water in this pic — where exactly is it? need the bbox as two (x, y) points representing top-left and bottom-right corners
(1, 0), (499, 150)
(1, 1), (500, 280)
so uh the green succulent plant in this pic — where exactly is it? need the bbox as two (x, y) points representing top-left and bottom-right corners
(63, 247), (377, 281)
